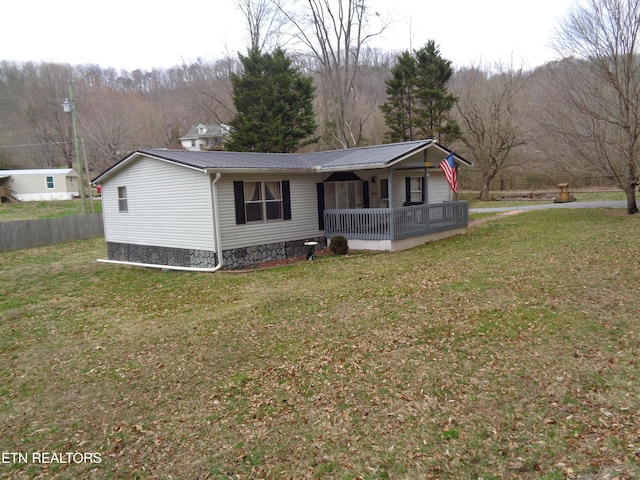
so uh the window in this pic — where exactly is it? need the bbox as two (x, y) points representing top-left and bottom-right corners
(46, 176), (54, 189)
(234, 181), (291, 224)
(409, 177), (423, 203)
(117, 186), (128, 212)
(324, 181), (363, 209)
(244, 181), (264, 221)
(380, 178), (389, 208)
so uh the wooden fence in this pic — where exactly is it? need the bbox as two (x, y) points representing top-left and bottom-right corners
(0, 214), (104, 252)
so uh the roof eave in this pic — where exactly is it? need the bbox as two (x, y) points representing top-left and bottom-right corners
(92, 150), (208, 184)
(203, 167), (310, 174)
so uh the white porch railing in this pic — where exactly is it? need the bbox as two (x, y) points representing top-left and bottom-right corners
(323, 201), (468, 241)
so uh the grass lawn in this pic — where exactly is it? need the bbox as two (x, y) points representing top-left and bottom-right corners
(1, 208), (639, 479)
(0, 199), (102, 223)
(459, 189), (627, 210)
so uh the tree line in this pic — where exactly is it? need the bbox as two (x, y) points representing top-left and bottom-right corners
(1, 0), (638, 212)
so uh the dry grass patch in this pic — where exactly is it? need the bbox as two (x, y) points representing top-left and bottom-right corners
(1, 209), (639, 479)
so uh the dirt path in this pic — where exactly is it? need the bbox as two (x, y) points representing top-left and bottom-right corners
(468, 209), (525, 227)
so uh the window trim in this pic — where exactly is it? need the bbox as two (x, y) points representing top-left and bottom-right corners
(233, 180), (291, 225)
(405, 176), (425, 204)
(45, 176), (55, 189)
(409, 177), (423, 203)
(324, 180), (363, 209)
(117, 186), (128, 212)
(243, 181), (284, 222)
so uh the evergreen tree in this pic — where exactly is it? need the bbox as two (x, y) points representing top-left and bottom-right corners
(225, 48), (317, 153)
(380, 51), (417, 143)
(414, 41), (461, 144)
(380, 41), (461, 145)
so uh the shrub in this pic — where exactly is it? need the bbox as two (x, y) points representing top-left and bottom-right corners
(330, 236), (348, 255)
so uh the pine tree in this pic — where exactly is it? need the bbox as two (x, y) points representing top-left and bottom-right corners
(225, 48), (318, 153)
(380, 41), (461, 145)
(414, 41), (461, 144)
(380, 51), (417, 143)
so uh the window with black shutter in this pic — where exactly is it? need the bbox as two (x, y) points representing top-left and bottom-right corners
(233, 180), (291, 224)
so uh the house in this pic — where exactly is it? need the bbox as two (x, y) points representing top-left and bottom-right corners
(179, 124), (230, 151)
(92, 140), (472, 271)
(0, 169), (80, 202)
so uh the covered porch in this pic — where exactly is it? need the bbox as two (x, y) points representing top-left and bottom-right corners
(323, 201), (468, 251)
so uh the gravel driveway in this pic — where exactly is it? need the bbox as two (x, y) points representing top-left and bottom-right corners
(470, 200), (627, 214)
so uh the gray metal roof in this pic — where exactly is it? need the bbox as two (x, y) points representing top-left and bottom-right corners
(142, 149), (309, 170)
(179, 124), (230, 140)
(300, 140), (434, 168)
(93, 140), (472, 183)
(0, 169), (77, 176)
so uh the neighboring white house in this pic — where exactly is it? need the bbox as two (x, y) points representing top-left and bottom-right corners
(0, 169), (79, 202)
(92, 140), (472, 271)
(179, 124), (230, 151)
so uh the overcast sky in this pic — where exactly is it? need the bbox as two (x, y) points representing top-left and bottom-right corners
(1, 0), (574, 71)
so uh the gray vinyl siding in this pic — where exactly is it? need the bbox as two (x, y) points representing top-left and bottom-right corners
(216, 172), (324, 250)
(101, 158), (215, 251)
(391, 172), (406, 208)
(391, 169), (451, 207)
(427, 170), (452, 203)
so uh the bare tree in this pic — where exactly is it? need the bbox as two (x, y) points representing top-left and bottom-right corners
(184, 58), (238, 126)
(451, 63), (529, 200)
(18, 63), (76, 168)
(275, 0), (390, 149)
(552, 0), (640, 214)
(235, 0), (285, 52)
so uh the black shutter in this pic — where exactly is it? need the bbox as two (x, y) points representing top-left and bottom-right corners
(405, 177), (411, 204)
(282, 180), (291, 220)
(316, 183), (325, 230)
(362, 181), (369, 208)
(233, 181), (246, 225)
(422, 177), (426, 203)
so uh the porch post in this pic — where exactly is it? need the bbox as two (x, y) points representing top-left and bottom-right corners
(388, 167), (393, 209)
(388, 167), (394, 240)
(423, 150), (430, 205)
(423, 167), (429, 204)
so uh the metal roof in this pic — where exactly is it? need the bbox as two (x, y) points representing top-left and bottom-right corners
(92, 140), (472, 183)
(179, 124), (230, 140)
(0, 169), (77, 176)
(142, 149), (311, 170)
(300, 140), (435, 169)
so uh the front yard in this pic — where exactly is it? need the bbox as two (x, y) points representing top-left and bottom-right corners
(0, 207), (639, 479)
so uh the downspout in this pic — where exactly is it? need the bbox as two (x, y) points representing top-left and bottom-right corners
(97, 172), (225, 272)
(210, 172), (223, 270)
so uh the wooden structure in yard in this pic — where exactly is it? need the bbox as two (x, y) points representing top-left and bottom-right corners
(554, 183), (575, 203)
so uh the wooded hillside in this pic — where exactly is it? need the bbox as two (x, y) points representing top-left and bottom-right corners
(0, 56), (571, 190)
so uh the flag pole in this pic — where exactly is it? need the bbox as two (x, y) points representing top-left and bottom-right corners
(450, 151), (459, 201)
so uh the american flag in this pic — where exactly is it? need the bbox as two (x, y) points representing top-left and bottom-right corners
(439, 152), (458, 194)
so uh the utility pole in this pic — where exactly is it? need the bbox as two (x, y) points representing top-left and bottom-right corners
(62, 82), (87, 213)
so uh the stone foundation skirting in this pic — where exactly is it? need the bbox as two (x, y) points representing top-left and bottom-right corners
(106, 237), (325, 270)
(221, 236), (325, 270)
(107, 242), (218, 269)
